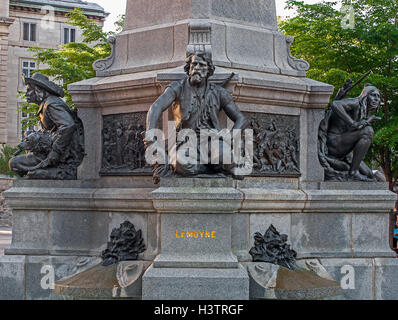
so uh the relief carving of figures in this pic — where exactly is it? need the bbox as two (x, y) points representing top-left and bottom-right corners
(9, 73), (85, 180)
(101, 112), (149, 175)
(246, 113), (300, 176)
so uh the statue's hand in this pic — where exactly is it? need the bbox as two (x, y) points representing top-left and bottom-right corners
(367, 115), (382, 124)
(29, 150), (60, 171)
(351, 120), (369, 130)
(142, 130), (156, 149)
(30, 158), (50, 171)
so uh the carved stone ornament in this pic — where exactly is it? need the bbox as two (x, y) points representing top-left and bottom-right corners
(93, 36), (116, 72)
(245, 112), (300, 176)
(286, 36), (310, 72)
(101, 221), (146, 267)
(249, 224), (297, 271)
(186, 21), (212, 59)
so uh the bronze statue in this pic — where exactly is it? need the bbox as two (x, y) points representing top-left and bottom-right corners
(145, 51), (249, 180)
(9, 73), (85, 179)
(318, 79), (382, 182)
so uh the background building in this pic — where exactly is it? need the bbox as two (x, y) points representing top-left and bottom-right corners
(0, 0), (107, 146)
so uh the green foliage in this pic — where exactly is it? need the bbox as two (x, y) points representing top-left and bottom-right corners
(19, 8), (124, 128)
(0, 145), (20, 177)
(280, 0), (398, 189)
(17, 92), (39, 131)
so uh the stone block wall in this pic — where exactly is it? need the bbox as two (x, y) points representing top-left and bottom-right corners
(0, 176), (13, 227)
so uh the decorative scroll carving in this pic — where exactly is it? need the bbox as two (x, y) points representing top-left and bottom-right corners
(244, 112), (300, 176)
(93, 36), (116, 72)
(286, 36), (310, 72)
(249, 224), (297, 271)
(101, 112), (151, 175)
(102, 221), (146, 267)
(186, 21), (212, 59)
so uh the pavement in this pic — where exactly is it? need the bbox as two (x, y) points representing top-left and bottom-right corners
(0, 226), (12, 256)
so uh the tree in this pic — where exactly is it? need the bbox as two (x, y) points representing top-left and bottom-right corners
(280, 0), (398, 190)
(19, 9), (124, 130)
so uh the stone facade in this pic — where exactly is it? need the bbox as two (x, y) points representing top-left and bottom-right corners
(0, 0), (14, 144)
(3, 0), (107, 146)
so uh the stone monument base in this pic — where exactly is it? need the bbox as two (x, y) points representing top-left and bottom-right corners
(143, 264), (249, 300)
(0, 178), (396, 300)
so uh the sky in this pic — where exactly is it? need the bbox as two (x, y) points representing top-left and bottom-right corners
(91, 0), (336, 33)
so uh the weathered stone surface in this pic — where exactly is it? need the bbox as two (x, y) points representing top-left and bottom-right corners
(244, 261), (341, 300)
(352, 214), (395, 258)
(142, 264), (249, 300)
(7, 210), (49, 255)
(25, 256), (101, 300)
(232, 213), (250, 261)
(5, 184), (155, 212)
(0, 255), (25, 300)
(302, 189), (396, 213)
(152, 185), (243, 214)
(124, 0), (277, 30)
(300, 108), (324, 182)
(374, 258), (398, 300)
(236, 177), (299, 190)
(320, 182), (390, 190)
(49, 210), (109, 256)
(155, 213), (238, 268)
(77, 107), (102, 180)
(320, 258), (374, 300)
(291, 213), (351, 258)
(54, 261), (151, 299)
(240, 188), (306, 213)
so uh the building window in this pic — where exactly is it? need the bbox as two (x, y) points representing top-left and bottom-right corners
(22, 60), (36, 79)
(20, 112), (38, 140)
(63, 28), (76, 44)
(23, 23), (37, 41)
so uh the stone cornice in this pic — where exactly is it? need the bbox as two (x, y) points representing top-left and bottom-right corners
(0, 17), (15, 27)
(4, 184), (395, 214)
(9, 4), (106, 21)
(68, 72), (334, 110)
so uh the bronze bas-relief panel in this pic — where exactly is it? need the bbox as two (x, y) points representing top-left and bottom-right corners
(100, 112), (300, 177)
(244, 112), (300, 177)
(101, 112), (151, 176)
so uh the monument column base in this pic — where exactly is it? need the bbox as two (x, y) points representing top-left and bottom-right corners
(142, 178), (249, 300)
(143, 264), (249, 300)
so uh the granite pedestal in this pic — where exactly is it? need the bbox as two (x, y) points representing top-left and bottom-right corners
(1, 0), (397, 300)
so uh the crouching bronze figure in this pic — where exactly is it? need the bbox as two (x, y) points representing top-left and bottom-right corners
(318, 75), (382, 182)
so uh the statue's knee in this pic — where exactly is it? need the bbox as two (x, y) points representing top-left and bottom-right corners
(9, 157), (17, 170)
(361, 126), (374, 140)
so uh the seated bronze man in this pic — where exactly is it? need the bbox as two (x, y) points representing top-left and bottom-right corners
(9, 73), (84, 180)
(145, 51), (249, 180)
(318, 83), (381, 181)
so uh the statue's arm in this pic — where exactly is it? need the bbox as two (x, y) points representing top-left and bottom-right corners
(46, 103), (76, 160)
(146, 87), (176, 130)
(330, 99), (357, 126)
(31, 102), (75, 170)
(221, 91), (249, 130)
